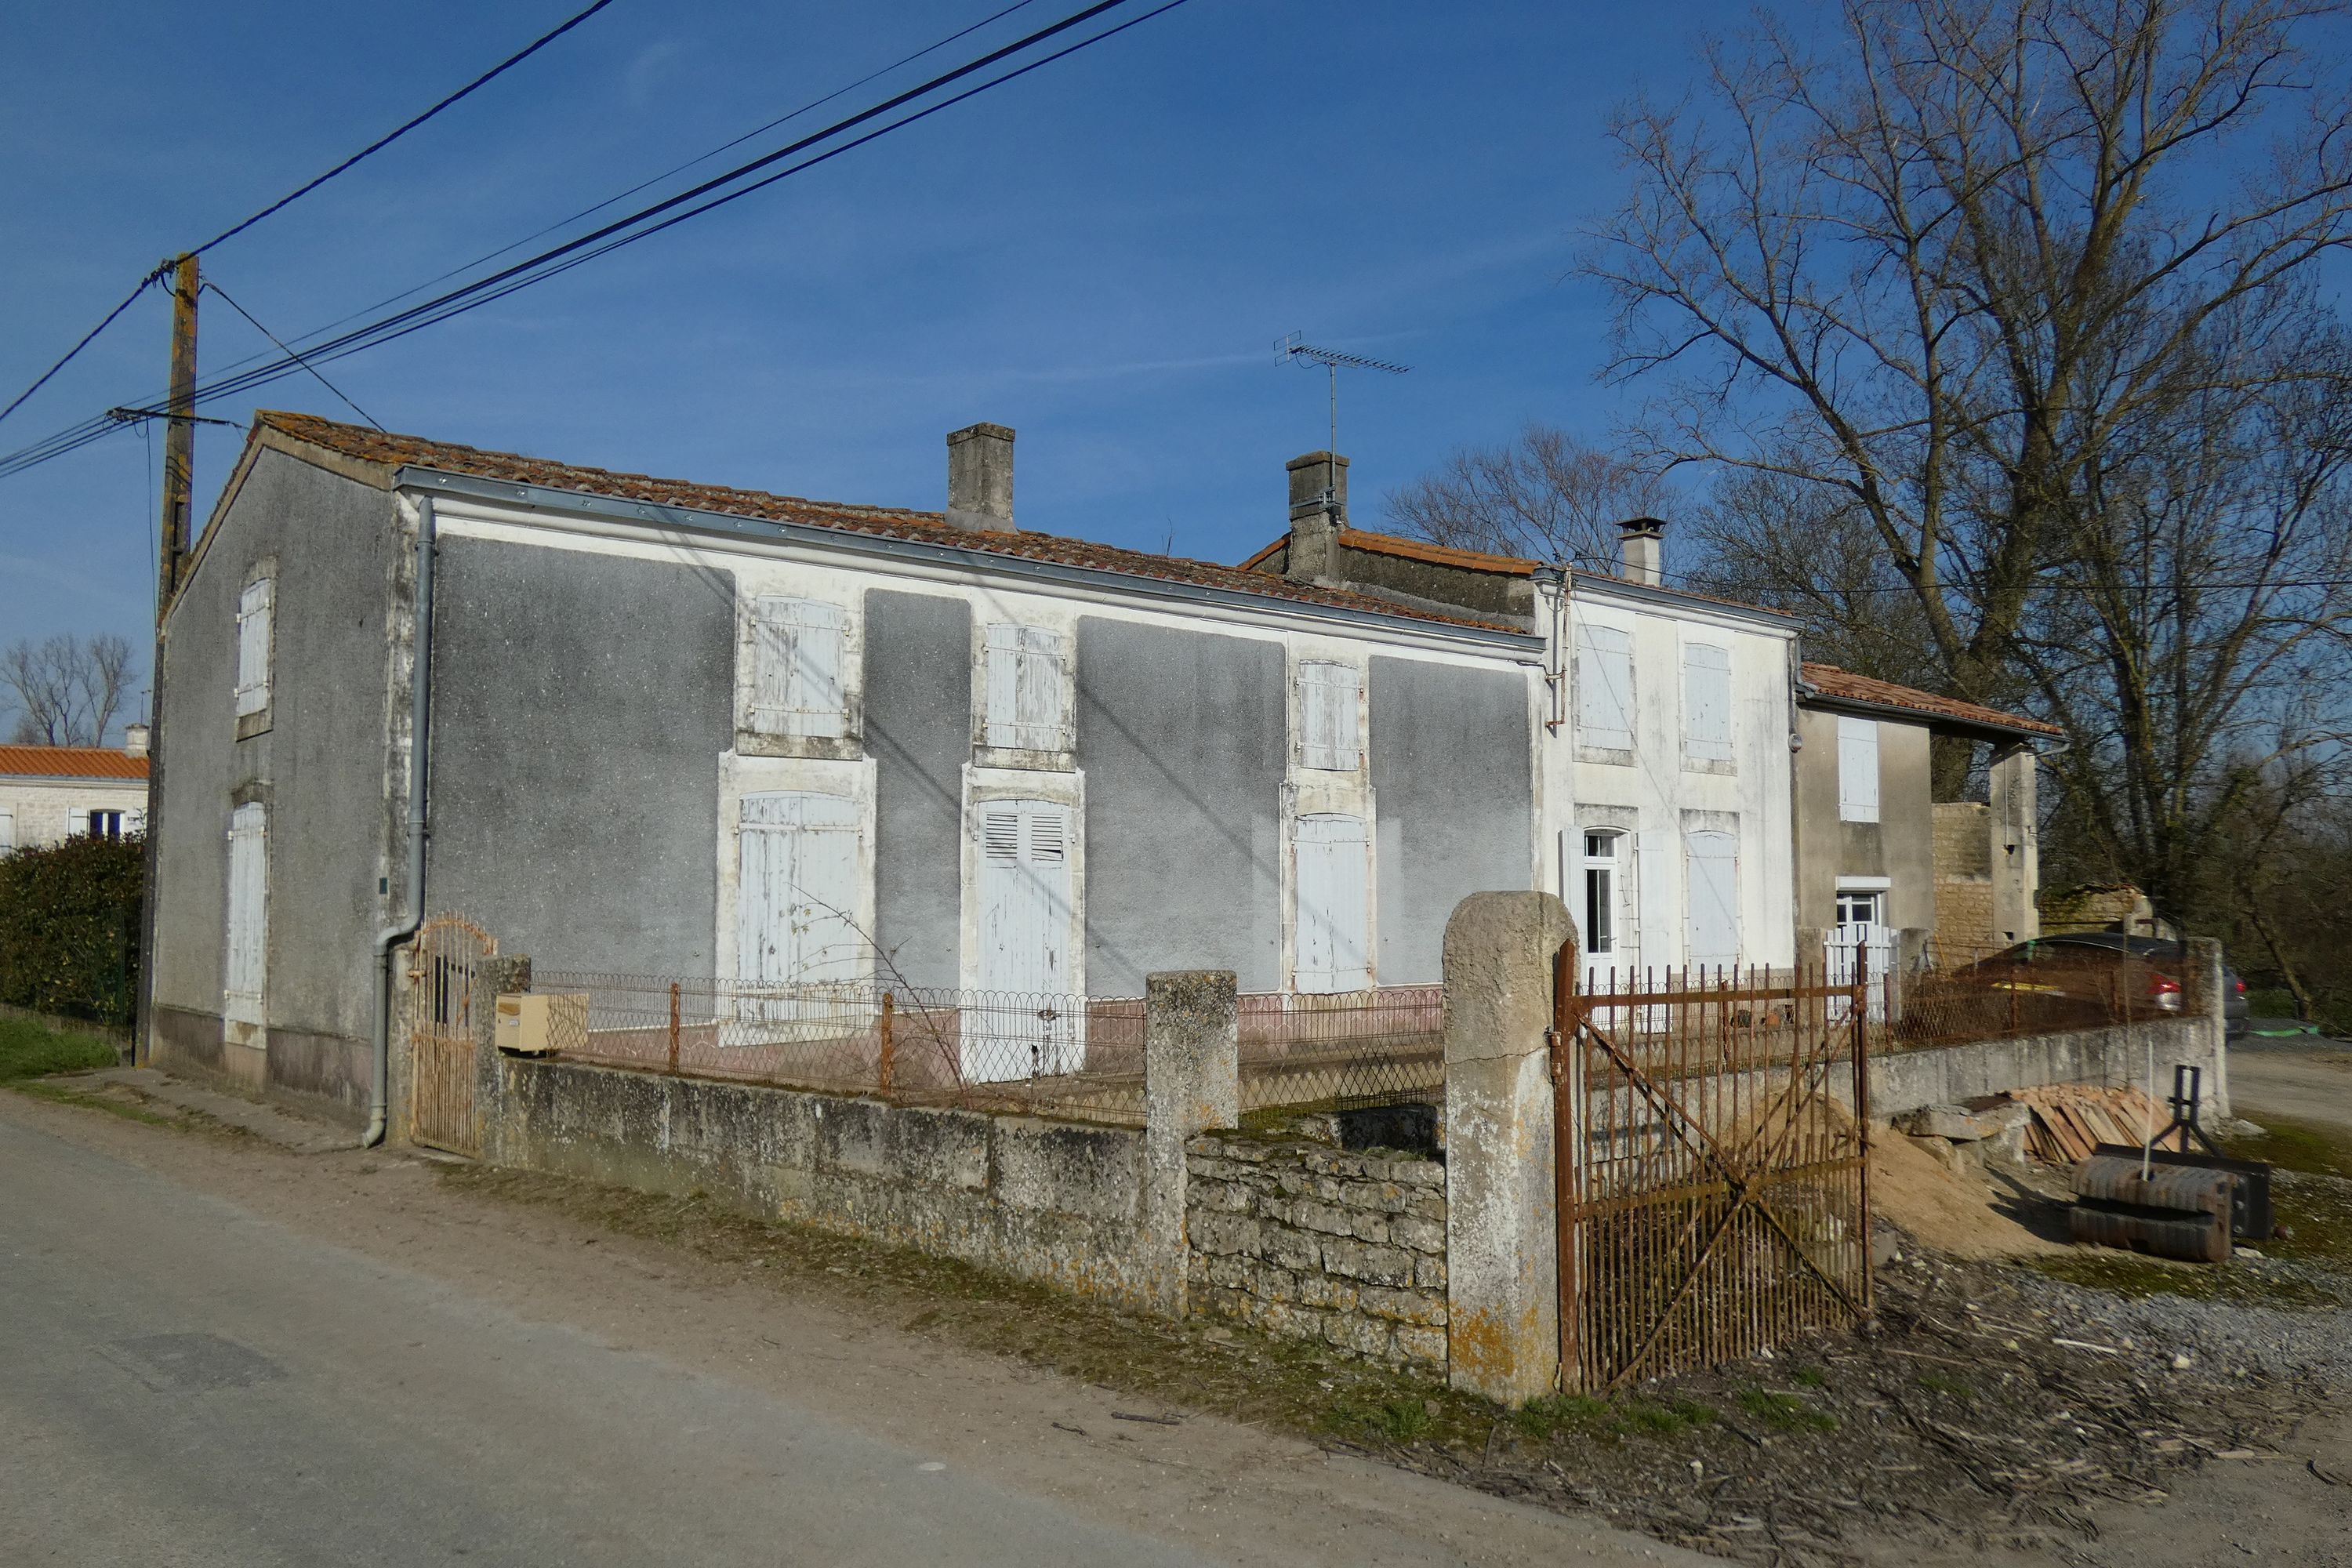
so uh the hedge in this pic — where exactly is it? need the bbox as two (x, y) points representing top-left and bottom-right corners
(0, 833), (143, 1026)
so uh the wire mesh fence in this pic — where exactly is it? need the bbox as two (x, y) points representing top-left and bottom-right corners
(1236, 986), (1446, 1115)
(1890, 941), (2174, 1050)
(530, 971), (1148, 1125)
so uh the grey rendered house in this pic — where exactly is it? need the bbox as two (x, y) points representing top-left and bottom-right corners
(1791, 662), (2060, 975)
(143, 412), (1543, 1123)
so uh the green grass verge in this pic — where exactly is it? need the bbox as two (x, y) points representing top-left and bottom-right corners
(0, 1016), (119, 1082)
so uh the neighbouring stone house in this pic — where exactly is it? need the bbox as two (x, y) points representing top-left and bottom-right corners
(0, 731), (150, 852)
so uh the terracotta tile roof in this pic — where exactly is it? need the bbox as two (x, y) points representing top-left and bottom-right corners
(1801, 662), (2062, 737)
(252, 412), (1527, 637)
(1335, 528), (1540, 576)
(0, 745), (150, 780)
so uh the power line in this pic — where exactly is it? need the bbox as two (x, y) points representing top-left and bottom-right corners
(202, 281), (384, 431)
(0, 0), (1187, 480)
(190, 0), (621, 260)
(0, 269), (163, 429)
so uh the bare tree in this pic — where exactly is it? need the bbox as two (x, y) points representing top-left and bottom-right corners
(1584, 0), (2352, 924)
(1381, 423), (1664, 568)
(2, 633), (138, 747)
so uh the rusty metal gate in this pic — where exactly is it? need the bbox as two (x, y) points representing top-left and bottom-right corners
(1553, 943), (1872, 1391)
(408, 916), (495, 1156)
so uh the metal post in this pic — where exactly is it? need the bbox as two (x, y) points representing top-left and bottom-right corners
(1853, 938), (1872, 1313)
(667, 982), (681, 1075)
(879, 991), (895, 1095)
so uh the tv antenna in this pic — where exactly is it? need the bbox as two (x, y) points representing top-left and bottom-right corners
(1274, 332), (1409, 456)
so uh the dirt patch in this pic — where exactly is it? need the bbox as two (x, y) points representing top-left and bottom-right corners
(1869, 1132), (2059, 1259)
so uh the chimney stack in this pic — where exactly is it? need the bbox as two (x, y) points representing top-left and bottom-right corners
(946, 423), (1016, 532)
(123, 723), (151, 758)
(1283, 451), (1348, 582)
(1615, 516), (1665, 586)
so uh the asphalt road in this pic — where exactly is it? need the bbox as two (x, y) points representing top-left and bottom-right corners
(0, 1094), (1701, 1568)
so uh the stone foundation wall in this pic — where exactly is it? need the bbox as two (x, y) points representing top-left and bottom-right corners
(1184, 1131), (1448, 1373)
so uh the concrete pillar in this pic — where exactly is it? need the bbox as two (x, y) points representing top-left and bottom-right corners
(1988, 743), (2039, 944)
(1442, 891), (1574, 1406)
(471, 953), (532, 1161)
(1284, 452), (1347, 583)
(2187, 937), (2231, 1120)
(1143, 970), (1240, 1316)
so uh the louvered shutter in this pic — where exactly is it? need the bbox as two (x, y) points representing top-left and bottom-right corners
(1684, 830), (1740, 971)
(235, 578), (273, 717)
(1294, 815), (1370, 993)
(1576, 623), (1633, 750)
(224, 803), (267, 1025)
(1298, 662), (1361, 771)
(1683, 643), (1732, 761)
(1837, 717), (1880, 822)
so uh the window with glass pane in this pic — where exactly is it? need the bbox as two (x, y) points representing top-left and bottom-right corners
(1582, 832), (1617, 954)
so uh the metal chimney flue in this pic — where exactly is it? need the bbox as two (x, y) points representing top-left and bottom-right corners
(1616, 516), (1666, 586)
(946, 423), (1015, 532)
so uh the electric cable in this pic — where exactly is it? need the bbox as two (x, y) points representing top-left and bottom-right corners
(202, 280), (384, 430)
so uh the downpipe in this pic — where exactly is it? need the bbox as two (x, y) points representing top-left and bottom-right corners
(365, 495), (437, 1147)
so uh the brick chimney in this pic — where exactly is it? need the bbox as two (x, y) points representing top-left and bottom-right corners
(1284, 451), (1348, 582)
(946, 423), (1016, 532)
(1615, 516), (1665, 586)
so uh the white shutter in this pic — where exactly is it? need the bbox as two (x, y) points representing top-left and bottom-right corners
(235, 578), (273, 718)
(1298, 662), (1361, 771)
(223, 803), (267, 1025)
(1684, 830), (1739, 971)
(984, 626), (1068, 751)
(1682, 643), (1733, 761)
(1294, 815), (1370, 993)
(749, 598), (848, 738)
(1575, 623), (1633, 750)
(983, 626), (1023, 748)
(737, 793), (862, 988)
(0, 809), (13, 851)
(1837, 717), (1880, 822)
(974, 800), (1077, 1078)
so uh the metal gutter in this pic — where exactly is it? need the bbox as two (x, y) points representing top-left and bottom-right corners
(393, 466), (1544, 654)
(365, 494), (437, 1148)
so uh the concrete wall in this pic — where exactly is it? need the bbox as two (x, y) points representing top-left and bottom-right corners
(1794, 706), (1935, 935)
(1076, 618), (1285, 996)
(1865, 1018), (2228, 1121)
(1368, 657), (1534, 985)
(1185, 1131), (1449, 1372)
(485, 1056), (1159, 1302)
(148, 448), (399, 1116)
(424, 535), (735, 973)
(864, 590), (971, 989)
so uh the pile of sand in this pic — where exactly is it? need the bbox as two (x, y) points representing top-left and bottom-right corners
(1870, 1128), (2060, 1259)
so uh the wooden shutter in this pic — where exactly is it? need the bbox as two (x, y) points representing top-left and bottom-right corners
(750, 598), (848, 738)
(224, 803), (267, 1024)
(737, 793), (862, 987)
(1294, 815), (1370, 993)
(1575, 623), (1633, 750)
(1683, 643), (1733, 760)
(978, 801), (1073, 996)
(235, 578), (273, 718)
(1837, 717), (1879, 822)
(984, 626), (1068, 751)
(1298, 662), (1360, 771)
(1684, 830), (1739, 971)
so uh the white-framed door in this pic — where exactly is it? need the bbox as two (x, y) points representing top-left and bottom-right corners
(973, 799), (1079, 1080)
(1570, 829), (1636, 994)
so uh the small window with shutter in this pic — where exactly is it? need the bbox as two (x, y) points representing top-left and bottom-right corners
(1837, 716), (1880, 822)
(1576, 622), (1634, 753)
(1682, 642), (1733, 764)
(983, 625), (1071, 753)
(234, 576), (274, 724)
(747, 597), (850, 739)
(1296, 661), (1362, 771)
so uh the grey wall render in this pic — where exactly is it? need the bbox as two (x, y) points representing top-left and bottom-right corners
(1368, 657), (1534, 985)
(424, 535), (734, 974)
(149, 447), (399, 1110)
(863, 590), (971, 989)
(1076, 619), (1283, 995)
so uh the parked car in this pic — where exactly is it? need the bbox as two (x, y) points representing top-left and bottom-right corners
(1960, 932), (2249, 1036)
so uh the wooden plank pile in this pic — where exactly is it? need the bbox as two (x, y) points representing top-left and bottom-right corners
(2012, 1083), (2184, 1164)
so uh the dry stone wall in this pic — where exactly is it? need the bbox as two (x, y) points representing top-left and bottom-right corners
(1184, 1131), (1448, 1373)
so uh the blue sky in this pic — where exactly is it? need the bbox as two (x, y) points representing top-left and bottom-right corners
(0, 0), (1751, 717)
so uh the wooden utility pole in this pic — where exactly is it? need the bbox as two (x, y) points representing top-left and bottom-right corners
(156, 252), (198, 619)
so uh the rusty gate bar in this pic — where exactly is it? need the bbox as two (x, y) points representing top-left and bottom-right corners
(407, 915), (496, 1156)
(1555, 949), (1874, 1392)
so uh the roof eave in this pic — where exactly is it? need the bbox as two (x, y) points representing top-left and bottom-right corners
(1798, 690), (2058, 742)
(395, 466), (1544, 652)
(1562, 569), (1802, 631)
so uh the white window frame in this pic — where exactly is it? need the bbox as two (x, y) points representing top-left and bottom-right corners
(1579, 829), (1624, 960)
(1295, 660), (1364, 773)
(234, 575), (274, 731)
(1681, 641), (1733, 766)
(981, 624), (1074, 760)
(1837, 716), (1881, 822)
(0, 808), (13, 852)
(742, 595), (854, 745)
(1574, 621), (1635, 757)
